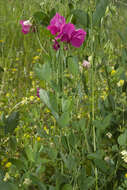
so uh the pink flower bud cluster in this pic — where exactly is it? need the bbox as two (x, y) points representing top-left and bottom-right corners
(47, 13), (87, 50)
(20, 20), (32, 34)
(82, 60), (90, 69)
(37, 88), (40, 98)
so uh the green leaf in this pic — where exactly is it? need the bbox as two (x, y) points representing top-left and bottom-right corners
(93, 0), (109, 25)
(117, 30), (127, 44)
(118, 129), (127, 146)
(79, 176), (95, 190)
(30, 175), (47, 190)
(25, 145), (35, 162)
(49, 186), (55, 190)
(68, 56), (79, 76)
(47, 147), (57, 160)
(94, 113), (112, 135)
(61, 154), (77, 171)
(4, 112), (19, 135)
(9, 136), (17, 150)
(94, 159), (110, 173)
(61, 184), (73, 190)
(0, 66), (4, 73)
(61, 136), (69, 151)
(62, 98), (71, 112)
(78, 118), (86, 132)
(33, 11), (49, 26)
(34, 63), (52, 82)
(56, 172), (68, 190)
(87, 151), (104, 160)
(49, 92), (59, 113)
(68, 132), (76, 148)
(0, 182), (18, 190)
(72, 9), (88, 27)
(48, 8), (56, 19)
(9, 158), (25, 170)
(39, 89), (59, 120)
(57, 112), (70, 128)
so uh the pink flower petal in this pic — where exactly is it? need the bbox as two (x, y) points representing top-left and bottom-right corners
(70, 29), (86, 48)
(47, 13), (66, 35)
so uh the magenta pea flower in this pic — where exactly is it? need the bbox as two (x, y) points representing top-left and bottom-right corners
(82, 60), (90, 69)
(56, 23), (75, 43)
(53, 40), (60, 51)
(37, 88), (40, 98)
(47, 13), (66, 35)
(70, 29), (87, 48)
(47, 13), (87, 49)
(20, 20), (32, 34)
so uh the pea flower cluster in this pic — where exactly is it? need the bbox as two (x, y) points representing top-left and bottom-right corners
(47, 13), (87, 50)
(82, 60), (90, 69)
(20, 20), (32, 34)
(37, 88), (40, 98)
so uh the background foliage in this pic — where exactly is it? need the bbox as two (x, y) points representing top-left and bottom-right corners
(1, 0), (127, 189)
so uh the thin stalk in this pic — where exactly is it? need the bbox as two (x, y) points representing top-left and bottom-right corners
(91, 53), (98, 190)
(90, 9), (98, 189)
(104, 64), (114, 112)
(35, 30), (49, 56)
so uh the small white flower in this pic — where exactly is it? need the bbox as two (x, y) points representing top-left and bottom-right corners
(23, 20), (32, 26)
(121, 150), (127, 156)
(82, 60), (90, 69)
(106, 132), (112, 139)
(23, 178), (32, 185)
(3, 173), (10, 182)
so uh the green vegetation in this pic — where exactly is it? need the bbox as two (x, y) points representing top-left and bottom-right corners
(1, 0), (127, 189)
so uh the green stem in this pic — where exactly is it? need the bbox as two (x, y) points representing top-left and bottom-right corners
(35, 30), (49, 56)
(90, 8), (98, 189)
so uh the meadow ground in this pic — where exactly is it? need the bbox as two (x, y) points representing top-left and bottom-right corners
(1, 0), (127, 190)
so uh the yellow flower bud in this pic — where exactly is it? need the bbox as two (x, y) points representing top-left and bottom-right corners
(111, 70), (116, 76)
(117, 80), (124, 87)
(29, 96), (34, 101)
(5, 162), (12, 168)
(36, 137), (41, 142)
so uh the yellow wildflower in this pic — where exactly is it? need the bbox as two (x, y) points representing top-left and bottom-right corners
(32, 81), (35, 87)
(43, 126), (49, 134)
(117, 80), (124, 87)
(122, 92), (126, 97)
(24, 134), (30, 138)
(29, 96), (34, 101)
(37, 49), (41, 52)
(36, 137), (41, 142)
(15, 173), (20, 178)
(36, 97), (40, 101)
(77, 114), (81, 119)
(16, 58), (19, 61)
(6, 93), (10, 97)
(5, 162), (12, 168)
(111, 70), (116, 76)
(33, 56), (40, 60)
(21, 97), (28, 104)
(50, 126), (55, 129)
(100, 95), (105, 100)
(0, 40), (4, 43)
(12, 68), (17, 72)
(30, 88), (35, 92)
(45, 108), (50, 113)
(30, 72), (34, 79)
(1, 158), (8, 166)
